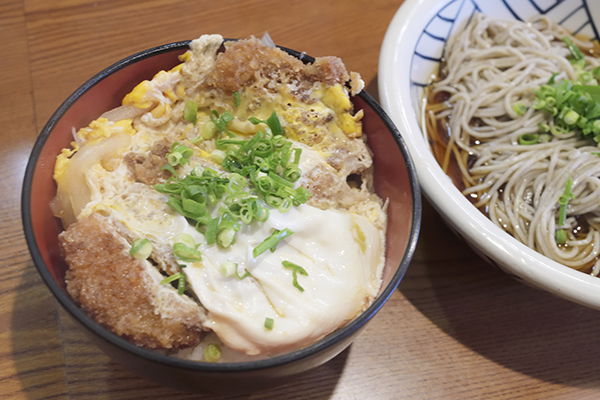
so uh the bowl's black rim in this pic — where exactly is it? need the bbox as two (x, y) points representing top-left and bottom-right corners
(21, 39), (421, 373)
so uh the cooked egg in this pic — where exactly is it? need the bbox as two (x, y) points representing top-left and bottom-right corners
(53, 34), (385, 359)
(188, 204), (383, 356)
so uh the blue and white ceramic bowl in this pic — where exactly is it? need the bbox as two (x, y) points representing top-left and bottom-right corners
(379, 0), (600, 309)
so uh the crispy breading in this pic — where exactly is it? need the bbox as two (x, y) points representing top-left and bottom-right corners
(203, 37), (350, 98)
(59, 213), (206, 350)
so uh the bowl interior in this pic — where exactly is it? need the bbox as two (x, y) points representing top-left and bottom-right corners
(379, 0), (600, 309)
(23, 41), (420, 373)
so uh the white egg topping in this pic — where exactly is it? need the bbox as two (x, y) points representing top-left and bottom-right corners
(189, 204), (383, 356)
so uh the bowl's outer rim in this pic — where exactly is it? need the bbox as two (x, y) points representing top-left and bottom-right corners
(378, 0), (600, 309)
(22, 39), (422, 372)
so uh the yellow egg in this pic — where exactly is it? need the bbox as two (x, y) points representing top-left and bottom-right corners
(122, 81), (155, 108)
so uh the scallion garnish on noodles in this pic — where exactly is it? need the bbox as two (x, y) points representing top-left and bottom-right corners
(518, 133), (539, 145)
(253, 228), (294, 258)
(562, 37), (584, 61)
(555, 176), (575, 244)
(531, 38), (600, 144)
(512, 102), (527, 116)
(282, 260), (308, 292)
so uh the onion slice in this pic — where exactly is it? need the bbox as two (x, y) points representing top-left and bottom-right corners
(100, 104), (149, 121)
(260, 32), (275, 48)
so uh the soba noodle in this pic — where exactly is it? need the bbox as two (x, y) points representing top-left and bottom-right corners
(427, 13), (600, 274)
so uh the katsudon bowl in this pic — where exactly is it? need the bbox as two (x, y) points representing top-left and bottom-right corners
(22, 39), (421, 394)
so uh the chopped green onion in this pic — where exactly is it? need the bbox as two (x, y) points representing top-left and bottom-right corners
(283, 166), (301, 182)
(557, 176), (574, 226)
(538, 133), (551, 143)
(183, 100), (198, 124)
(211, 149), (227, 164)
(282, 260), (309, 292)
(562, 37), (584, 61)
(160, 272), (186, 295)
(161, 163), (178, 176)
(217, 228), (236, 248)
(235, 266), (251, 280)
(253, 228), (294, 258)
(233, 91), (240, 107)
(538, 123), (550, 133)
(211, 110), (234, 131)
(248, 116), (262, 125)
(555, 229), (568, 244)
(166, 142), (193, 167)
(551, 125), (567, 136)
(155, 109), (312, 252)
(533, 69), (600, 145)
(218, 261), (236, 277)
(217, 260), (249, 279)
(129, 238), (152, 260)
(204, 343), (221, 363)
(264, 317), (274, 330)
(160, 272), (181, 285)
(205, 217), (219, 245)
(202, 120), (217, 139)
(579, 71), (593, 84)
(518, 133), (539, 145)
(247, 112), (283, 136)
(173, 242), (202, 262)
(571, 58), (586, 70)
(227, 173), (246, 192)
(266, 111), (283, 135)
(174, 233), (197, 249)
(555, 176), (575, 244)
(167, 152), (183, 166)
(563, 109), (579, 125)
(178, 273), (186, 294)
(512, 102), (527, 116)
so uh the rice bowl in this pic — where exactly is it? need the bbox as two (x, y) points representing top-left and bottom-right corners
(22, 37), (420, 393)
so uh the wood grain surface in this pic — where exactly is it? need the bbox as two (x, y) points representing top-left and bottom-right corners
(4, 0), (600, 398)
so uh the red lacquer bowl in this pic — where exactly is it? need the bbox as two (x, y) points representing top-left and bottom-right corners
(21, 41), (421, 394)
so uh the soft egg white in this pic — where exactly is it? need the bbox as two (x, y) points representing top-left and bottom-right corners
(185, 204), (384, 356)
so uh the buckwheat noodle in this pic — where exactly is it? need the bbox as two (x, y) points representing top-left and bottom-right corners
(427, 13), (600, 274)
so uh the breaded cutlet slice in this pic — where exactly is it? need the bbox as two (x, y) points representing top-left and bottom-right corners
(59, 213), (206, 350)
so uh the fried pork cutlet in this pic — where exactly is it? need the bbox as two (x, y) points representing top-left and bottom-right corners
(59, 213), (206, 349)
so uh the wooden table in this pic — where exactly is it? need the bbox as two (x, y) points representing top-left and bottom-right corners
(3, 0), (600, 398)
